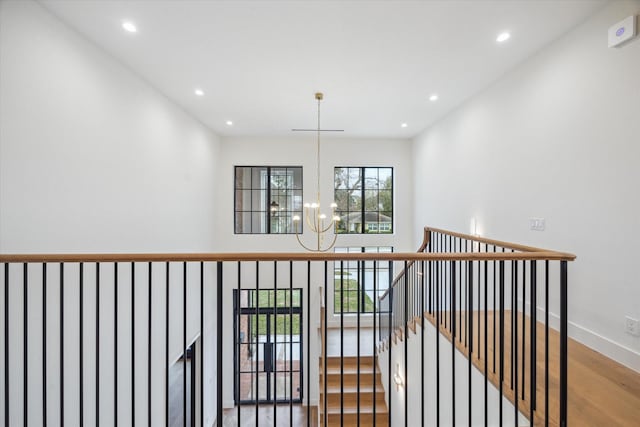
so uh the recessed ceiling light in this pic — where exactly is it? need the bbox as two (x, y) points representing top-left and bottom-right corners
(496, 32), (511, 43)
(194, 88), (205, 96)
(226, 120), (233, 126)
(429, 94), (439, 102)
(401, 123), (408, 128)
(122, 21), (137, 33)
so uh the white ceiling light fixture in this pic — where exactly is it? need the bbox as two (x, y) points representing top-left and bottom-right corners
(401, 123), (408, 128)
(121, 21), (137, 33)
(292, 92), (343, 252)
(496, 32), (511, 43)
(194, 88), (205, 96)
(225, 120), (233, 126)
(429, 94), (439, 102)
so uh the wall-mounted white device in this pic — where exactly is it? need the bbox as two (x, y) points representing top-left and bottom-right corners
(608, 15), (637, 48)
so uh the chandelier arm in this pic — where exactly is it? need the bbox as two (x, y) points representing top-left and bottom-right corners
(320, 221), (335, 233)
(305, 209), (317, 232)
(318, 232), (339, 252)
(294, 232), (317, 252)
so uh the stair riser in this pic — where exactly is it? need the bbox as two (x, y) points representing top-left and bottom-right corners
(319, 412), (389, 426)
(320, 393), (387, 407)
(320, 373), (381, 387)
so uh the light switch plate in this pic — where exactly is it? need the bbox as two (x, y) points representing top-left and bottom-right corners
(529, 218), (545, 231)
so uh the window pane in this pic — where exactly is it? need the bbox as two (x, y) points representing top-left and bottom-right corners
(333, 167), (393, 234)
(234, 166), (303, 234)
(364, 167), (379, 189)
(235, 167), (252, 189)
(334, 246), (393, 314)
(348, 168), (362, 189)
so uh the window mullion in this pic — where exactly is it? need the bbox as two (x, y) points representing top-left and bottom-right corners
(266, 167), (272, 234)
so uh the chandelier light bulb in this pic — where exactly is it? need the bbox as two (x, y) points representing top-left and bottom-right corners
(330, 202), (337, 208)
(333, 216), (341, 221)
(319, 214), (327, 219)
(310, 203), (318, 209)
(293, 215), (301, 222)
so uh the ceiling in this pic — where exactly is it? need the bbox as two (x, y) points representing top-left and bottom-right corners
(40, 0), (606, 138)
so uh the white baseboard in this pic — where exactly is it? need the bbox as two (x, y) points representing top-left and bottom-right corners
(520, 301), (640, 373)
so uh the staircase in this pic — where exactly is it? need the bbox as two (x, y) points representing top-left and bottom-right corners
(319, 355), (388, 426)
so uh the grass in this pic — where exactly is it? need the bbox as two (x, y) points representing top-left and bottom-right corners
(245, 289), (302, 337)
(334, 278), (374, 313)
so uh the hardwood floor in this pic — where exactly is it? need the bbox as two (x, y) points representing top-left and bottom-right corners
(402, 309), (640, 427)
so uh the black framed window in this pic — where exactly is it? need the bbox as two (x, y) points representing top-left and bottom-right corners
(234, 166), (303, 234)
(334, 246), (393, 314)
(334, 167), (393, 234)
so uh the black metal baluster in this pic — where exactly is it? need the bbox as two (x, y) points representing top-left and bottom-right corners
(165, 263), (169, 427)
(477, 248), (481, 362)
(200, 262), (204, 427)
(273, 262), (277, 426)
(80, 263), (84, 427)
(236, 262), (241, 427)
(4, 263), (9, 427)
(436, 260), (440, 426)
(499, 261), (504, 427)
(388, 286), (392, 427)
(255, 262), (259, 427)
(511, 259), (515, 393)
(148, 263), (152, 427)
(340, 261), (344, 426)
(421, 260), (425, 427)
(530, 260), (537, 425)
(451, 260), (456, 427)
(493, 247), (497, 375)
(60, 262), (65, 427)
(522, 261), (526, 400)
(544, 261), (549, 427)
(306, 261), (311, 427)
(463, 240), (466, 347)
(514, 260), (518, 426)
(23, 263), (28, 426)
(131, 263), (135, 427)
(357, 260), (361, 427)
(289, 261), (293, 425)
(468, 260), (473, 427)
(183, 262), (187, 427)
(484, 248), (489, 427)
(373, 260), (377, 427)
(115, 263), (119, 427)
(43, 263), (48, 427)
(96, 263), (100, 427)
(560, 262), (568, 427)
(404, 261), (409, 427)
(216, 262), (223, 427)
(323, 262), (328, 427)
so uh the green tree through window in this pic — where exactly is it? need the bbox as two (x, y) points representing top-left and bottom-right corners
(334, 167), (393, 234)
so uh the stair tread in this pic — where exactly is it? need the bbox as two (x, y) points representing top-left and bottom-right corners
(321, 384), (385, 393)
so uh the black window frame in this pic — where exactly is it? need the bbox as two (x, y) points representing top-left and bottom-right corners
(334, 166), (393, 234)
(234, 166), (303, 234)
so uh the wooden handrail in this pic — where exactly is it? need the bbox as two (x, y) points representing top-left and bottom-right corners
(0, 227), (575, 263)
(0, 251), (575, 263)
(377, 226), (576, 300)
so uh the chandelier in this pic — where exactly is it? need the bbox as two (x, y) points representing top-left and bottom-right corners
(292, 92), (341, 252)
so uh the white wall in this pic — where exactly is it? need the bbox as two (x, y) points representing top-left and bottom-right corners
(379, 322), (527, 427)
(0, 1), (221, 425)
(412, 0), (640, 371)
